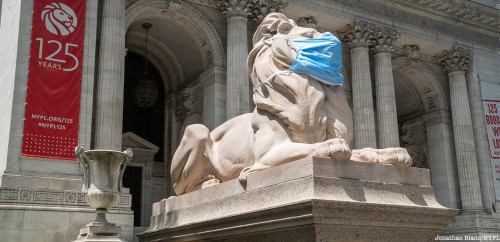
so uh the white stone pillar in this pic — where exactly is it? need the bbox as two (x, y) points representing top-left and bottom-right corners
(217, 0), (284, 120)
(466, 61), (495, 213)
(200, 67), (226, 130)
(424, 111), (460, 208)
(216, 1), (250, 120)
(226, 15), (248, 119)
(341, 21), (377, 149)
(94, 0), (126, 150)
(438, 48), (484, 211)
(372, 27), (400, 148)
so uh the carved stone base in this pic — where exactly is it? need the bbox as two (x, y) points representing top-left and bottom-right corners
(137, 157), (458, 241)
(74, 223), (126, 242)
(442, 212), (500, 237)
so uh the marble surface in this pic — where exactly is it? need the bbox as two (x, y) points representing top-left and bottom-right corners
(138, 157), (457, 241)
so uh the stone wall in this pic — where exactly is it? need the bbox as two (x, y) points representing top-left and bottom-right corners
(0, 207), (133, 242)
(0, 187), (134, 241)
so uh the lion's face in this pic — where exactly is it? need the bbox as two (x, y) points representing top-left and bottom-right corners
(53, 9), (72, 26)
(283, 25), (322, 41)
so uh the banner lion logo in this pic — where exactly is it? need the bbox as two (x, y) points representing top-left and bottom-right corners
(171, 13), (412, 195)
(41, 3), (77, 36)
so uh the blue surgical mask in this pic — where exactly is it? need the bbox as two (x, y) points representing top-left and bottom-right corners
(254, 32), (343, 92)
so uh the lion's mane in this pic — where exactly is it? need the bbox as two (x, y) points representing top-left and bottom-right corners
(247, 13), (353, 144)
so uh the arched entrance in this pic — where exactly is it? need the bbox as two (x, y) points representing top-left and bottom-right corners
(122, 0), (226, 229)
(392, 57), (459, 208)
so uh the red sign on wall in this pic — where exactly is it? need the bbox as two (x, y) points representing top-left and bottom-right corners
(21, 0), (86, 160)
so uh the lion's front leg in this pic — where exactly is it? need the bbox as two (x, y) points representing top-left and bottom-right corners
(239, 138), (352, 182)
(350, 148), (412, 167)
(310, 138), (352, 159)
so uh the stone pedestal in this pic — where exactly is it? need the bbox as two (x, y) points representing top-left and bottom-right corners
(74, 223), (125, 242)
(137, 157), (457, 242)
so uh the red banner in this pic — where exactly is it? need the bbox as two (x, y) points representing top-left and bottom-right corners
(22, 0), (86, 160)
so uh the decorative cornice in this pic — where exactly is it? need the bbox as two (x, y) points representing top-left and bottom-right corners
(216, 0), (286, 21)
(373, 0), (500, 37)
(371, 26), (400, 53)
(339, 21), (375, 48)
(436, 47), (471, 73)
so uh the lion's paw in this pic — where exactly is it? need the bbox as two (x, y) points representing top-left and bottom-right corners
(200, 175), (221, 189)
(351, 147), (412, 167)
(311, 138), (351, 159)
(238, 165), (267, 183)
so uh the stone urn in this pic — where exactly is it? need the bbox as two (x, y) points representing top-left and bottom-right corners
(74, 145), (133, 241)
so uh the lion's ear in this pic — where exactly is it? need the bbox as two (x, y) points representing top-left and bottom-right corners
(252, 13), (294, 44)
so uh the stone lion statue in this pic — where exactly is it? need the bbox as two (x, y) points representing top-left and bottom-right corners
(171, 13), (411, 195)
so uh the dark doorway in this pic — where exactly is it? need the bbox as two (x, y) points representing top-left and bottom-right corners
(123, 166), (142, 226)
(123, 52), (165, 162)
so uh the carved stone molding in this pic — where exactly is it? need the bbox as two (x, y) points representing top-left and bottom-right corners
(436, 47), (471, 73)
(393, 46), (437, 63)
(445, 215), (500, 233)
(183, 87), (198, 115)
(187, 0), (218, 8)
(153, 163), (165, 177)
(297, 17), (317, 29)
(216, 0), (249, 18)
(0, 187), (132, 208)
(339, 21), (375, 48)
(400, 120), (428, 169)
(376, 0), (500, 37)
(371, 26), (400, 53)
(200, 66), (227, 86)
(401, 45), (420, 64)
(126, 0), (226, 68)
(423, 110), (451, 126)
(216, 0), (286, 21)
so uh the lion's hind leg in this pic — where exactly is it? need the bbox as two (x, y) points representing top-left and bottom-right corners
(171, 124), (221, 195)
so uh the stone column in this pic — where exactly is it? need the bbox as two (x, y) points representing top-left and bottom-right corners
(217, 1), (250, 120)
(200, 67), (226, 130)
(340, 21), (377, 149)
(217, 0), (284, 120)
(94, 0), (126, 150)
(437, 47), (484, 211)
(466, 61), (495, 213)
(372, 26), (400, 148)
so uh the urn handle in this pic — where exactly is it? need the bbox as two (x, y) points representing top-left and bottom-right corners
(75, 145), (90, 194)
(118, 148), (133, 192)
